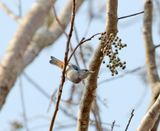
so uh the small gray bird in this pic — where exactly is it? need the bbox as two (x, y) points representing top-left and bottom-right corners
(49, 56), (94, 83)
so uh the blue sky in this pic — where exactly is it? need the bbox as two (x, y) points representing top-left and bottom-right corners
(0, 0), (160, 131)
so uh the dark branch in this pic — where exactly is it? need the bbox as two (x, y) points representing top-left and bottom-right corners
(111, 120), (116, 131)
(68, 32), (105, 62)
(154, 44), (160, 49)
(49, 0), (76, 130)
(125, 109), (135, 131)
(118, 11), (144, 20)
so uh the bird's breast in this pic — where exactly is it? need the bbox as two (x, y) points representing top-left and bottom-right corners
(65, 69), (81, 83)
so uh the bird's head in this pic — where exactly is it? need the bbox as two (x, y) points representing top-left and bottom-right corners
(79, 69), (95, 79)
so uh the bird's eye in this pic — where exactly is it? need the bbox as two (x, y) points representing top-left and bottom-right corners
(84, 69), (88, 72)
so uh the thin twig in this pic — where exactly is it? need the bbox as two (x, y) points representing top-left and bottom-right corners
(0, 1), (21, 23)
(91, 100), (103, 131)
(99, 66), (144, 85)
(83, 0), (93, 36)
(52, 6), (68, 36)
(96, 95), (108, 109)
(74, 25), (87, 68)
(24, 72), (78, 105)
(154, 44), (160, 49)
(118, 11), (144, 20)
(68, 32), (104, 62)
(19, 77), (29, 131)
(24, 72), (119, 129)
(111, 120), (116, 131)
(23, 72), (50, 99)
(52, 5), (80, 67)
(55, 120), (119, 130)
(92, 110), (102, 131)
(49, 0), (76, 131)
(125, 109), (135, 131)
(18, 0), (22, 17)
(23, 72), (79, 121)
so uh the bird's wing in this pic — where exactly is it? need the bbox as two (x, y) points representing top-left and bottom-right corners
(70, 64), (79, 71)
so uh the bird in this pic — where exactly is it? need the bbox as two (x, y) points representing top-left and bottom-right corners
(49, 56), (94, 83)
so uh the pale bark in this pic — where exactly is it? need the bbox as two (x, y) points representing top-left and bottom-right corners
(22, 0), (84, 67)
(76, 0), (118, 131)
(0, 1), (21, 23)
(0, 0), (55, 109)
(0, 0), (84, 109)
(143, 0), (159, 85)
(137, 94), (160, 131)
(137, 0), (160, 130)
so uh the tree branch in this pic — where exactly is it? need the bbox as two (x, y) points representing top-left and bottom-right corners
(143, 0), (159, 85)
(118, 11), (144, 20)
(91, 99), (103, 131)
(0, 0), (55, 109)
(19, 77), (29, 131)
(125, 109), (135, 131)
(0, 0), (84, 110)
(111, 120), (116, 131)
(49, 0), (76, 130)
(68, 32), (104, 62)
(138, 0), (160, 130)
(22, 0), (84, 68)
(76, 0), (118, 131)
(154, 44), (160, 49)
(137, 94), (160, 131)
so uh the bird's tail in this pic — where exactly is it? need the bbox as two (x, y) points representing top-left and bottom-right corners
(49, 56), (64, 69)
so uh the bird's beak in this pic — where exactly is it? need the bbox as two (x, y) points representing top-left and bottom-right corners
(89, 70), (95, 74)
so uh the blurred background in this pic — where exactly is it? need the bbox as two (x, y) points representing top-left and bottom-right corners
(0, 0), (160, 131)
